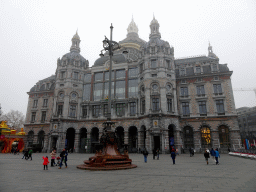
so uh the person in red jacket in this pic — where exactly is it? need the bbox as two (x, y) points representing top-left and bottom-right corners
(42, 156), (49, 170)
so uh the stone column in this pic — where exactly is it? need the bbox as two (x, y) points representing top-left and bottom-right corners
(194, 131), (201, 151)
(74, 132), (80, 153)
(146, 131), (151, 152)
(47, 136), (52, 153)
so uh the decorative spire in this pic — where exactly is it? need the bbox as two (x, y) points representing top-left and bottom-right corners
(149, 15), (161, 39)
(70, 31), (81, 53)
(127, 16), (138, 34)
(208, 42), (218, 58)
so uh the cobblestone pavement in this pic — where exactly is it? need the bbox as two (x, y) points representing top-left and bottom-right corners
(0, 153), (256, 192)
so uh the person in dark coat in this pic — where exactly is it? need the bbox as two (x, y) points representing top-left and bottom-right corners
(58, 148), (68, 169)
(24, 149), (29, 160)
(152, 149), (157, 160)
(156, 148), (160, 160)
(215, 148), (220, 165)
(210, 148), (216, 163)
(204, 149), (210, 165)
(171, 149), (176, 164)
(143, 149), (148, 163)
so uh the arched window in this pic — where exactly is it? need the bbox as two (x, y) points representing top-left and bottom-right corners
(183, 126), (194, 148)
(218, 125), (230, 148)
(201, 127), (211, 148)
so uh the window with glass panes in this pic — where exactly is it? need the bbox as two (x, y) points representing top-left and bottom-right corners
(180, 68), (185, 76)
(198, 101), (207, 115)
(151, 60), (157, 68)
(128, 79), (138, 98)
(196, 66), (201, 73)
(166, 60), (171, 68)
(94, 72), (103, 81)
(212, 64), (217, 71)
(84, 73), (91, 82)
(201, 127), (211, 148)
(82, 106), (87, 118)
(104, 82), (114, 99)
(139, 63), (143, 74)
(130, 102), (136, 116)
(216, 100), (225, 114)
(116, 70), (125, 79)
(180, 87), (188, 97)
(152, 96), (160, 111)
(183, 126), (194, 148)
(213, 84), (222, 95)
(83, 84), (91, 101)
(218, 125), (230, 147)
(167, 98), (172, 112)
(41, 111), (46, 122)
(116, 81), (125, 99)
(33, 100), (38, 108)
(57, 105), (63, 116)
(94, 83), (103, 101)
(116, 103), (125, 116)
(31, 112), (36, 122)
(128, 68), (138, 78)
(182, 102), (190, 116)
(74, 72), (79, 79)
(104, 71), (114, 81)
(197, 85), (205, 96)
(141, 99), (145, 114)
(69, 105), (76, 117)
(43, 99), (48, 107)
(93, 105), (100, 117)
(61, 71), (66, 79)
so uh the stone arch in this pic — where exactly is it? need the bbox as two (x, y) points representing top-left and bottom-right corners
(66, 128), (75, 152)
(115, 126), (124, 152)
(37, 130), (45, 149)
(27, 130), (34, 147)
(90, 127), (99, 153)
(128, 126), (138, 153)
(168, 124), (176, 152)
(79, 128), (87, 153)
(183, 126), (194, 149)
(218, 125), (230, 148)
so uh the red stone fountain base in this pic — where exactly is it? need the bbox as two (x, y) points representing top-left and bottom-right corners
(77, 131), (137, 171)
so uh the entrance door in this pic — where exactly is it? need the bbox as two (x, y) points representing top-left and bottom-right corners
(52, 137), (57, 150)
(154, 136), (160, 150)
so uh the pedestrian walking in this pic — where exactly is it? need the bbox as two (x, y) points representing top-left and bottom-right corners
(42, 156), (49, 170)
(21, 149), (27, 159)
(176, 148), (179, 155)
(28, 148), (33, 160)
(204, 149), (210, 165)
(152, 149), (156, 160)
(210, 148), (216, 163)
(171, 149), (176, 164)
(50, 149), (56, 167)
(58, 148), (68, 169)
(143, 149), (148, 163)
(156, 148), (160, 160)
(24, 149), (29, 160)
(215, 148), (220, 165)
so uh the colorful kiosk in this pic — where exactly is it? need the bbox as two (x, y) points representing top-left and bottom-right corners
(0, 121), (26, 153)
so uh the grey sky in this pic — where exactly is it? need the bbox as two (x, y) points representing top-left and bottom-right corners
(0, 0), (256, 116)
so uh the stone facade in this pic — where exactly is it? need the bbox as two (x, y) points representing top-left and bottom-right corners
(24, 17), (240, 153)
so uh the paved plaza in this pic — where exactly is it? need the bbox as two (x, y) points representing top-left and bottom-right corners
(0, 152), (255, 192)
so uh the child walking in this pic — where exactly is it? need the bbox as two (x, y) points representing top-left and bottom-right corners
(42, 156), (49, 170)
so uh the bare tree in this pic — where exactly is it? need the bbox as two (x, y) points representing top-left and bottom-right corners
(0, 110), (25, 129)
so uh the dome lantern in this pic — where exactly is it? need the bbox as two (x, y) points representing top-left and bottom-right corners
(70, 31), (81, 53)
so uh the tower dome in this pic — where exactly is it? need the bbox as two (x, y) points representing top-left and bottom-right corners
(127, 16), (138, 34)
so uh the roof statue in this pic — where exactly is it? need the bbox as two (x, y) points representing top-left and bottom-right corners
(208, 42), (218, 59)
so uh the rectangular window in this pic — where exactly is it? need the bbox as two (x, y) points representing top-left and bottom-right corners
(152, 74), (157, 77)
(166, 60), (171, 69)
(104, 82), (114, 99)
(82, 106), (87, 118)
(180, 87), (188, 97)
(216, 100), (225, 115)
(212, 64), (217, 71)
(94, 72), (103, 81)
(196, 85), (205, 96)
(69, 105), (76, 117)
(167, 98), (172, 112)
(116, 81), (125, 99)
(128, 68), (138, 78)
(196, 66), (201, 73)
(94, 83), (103, 101)
(93, 105), (100, 117)
(128, 79), (138, 98)
(57, 105), (63, 116)
(151, 60), (157, 68)
(140, 63), (143, 74)
(83, 84), (91, 101)
(199, 101), (207, 116)
(33, 100), (38, 108)
(180, 68), (185, 76)
(46, 83), (50, 89)
(74, 72), (79, 80)
(130, 102), (136, 116)
(31, 112), (36, 122)
(41, 111), (46, 122)
(43, 99), (48, 107)
(116, 103), (125, 116)
(141, 99), (145, 114)
(116, 70), (125, 79)
(152, 96), (160, 112)
(213, 84), (222, 95)
(61, 71), (66, 79)
(104, 71), (114, 81)
(182, 102), (190, 116)
(84, 73), (91, 82)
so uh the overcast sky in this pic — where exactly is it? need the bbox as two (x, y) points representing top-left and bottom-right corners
(0, 0), (256, 116)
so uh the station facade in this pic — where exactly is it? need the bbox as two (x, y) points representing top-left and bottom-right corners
(24, 17), (240, 153)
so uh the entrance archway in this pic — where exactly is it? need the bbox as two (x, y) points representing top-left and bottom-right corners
(201, 127), (211, 148)
(37, 130), (45, 150)
(128, 126), (138, 153)
(168, 124), (175, 152)
(115, 127), (124, 152)
(90, 127), (99, 153)
(27, 131), (34, 147)
(66, 128), (75, 152)
(183, 126), (194, 148)
(218, 125), (230, 148)
(80, 128), (87, 153)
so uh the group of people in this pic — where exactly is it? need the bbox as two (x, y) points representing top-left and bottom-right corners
(42, 148), (68, 170)
(204, 148), (220, 165)
(21, 148), (33, 160)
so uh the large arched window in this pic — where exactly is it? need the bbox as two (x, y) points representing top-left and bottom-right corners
(201, 127), (211, 148)
(37, 130), (45, 148)
(128, 126), (138, 153)
(218, 125), (230, 148)
(66, 128), (75, 152)
(183, 126), (194, 148)
(115, 127), (124, 152)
